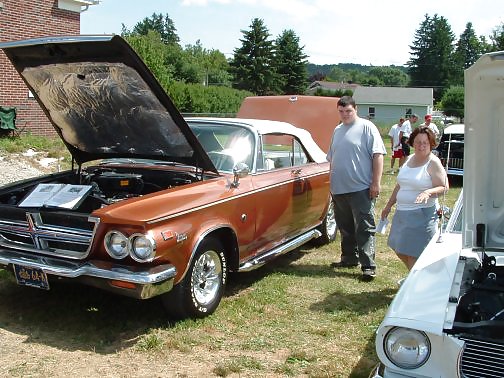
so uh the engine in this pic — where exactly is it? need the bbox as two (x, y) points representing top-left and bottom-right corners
(452, 253), (504, 340)
(0, 164), (202, 213)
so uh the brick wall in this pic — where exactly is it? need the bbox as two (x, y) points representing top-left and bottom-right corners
(0, 0), (80, 136)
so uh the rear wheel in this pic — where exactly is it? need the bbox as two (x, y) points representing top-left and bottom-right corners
(162, 237), (227, 319)
(316, 199), (337, 245)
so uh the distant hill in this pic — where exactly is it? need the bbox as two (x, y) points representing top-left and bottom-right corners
(307, 63), (408, 78)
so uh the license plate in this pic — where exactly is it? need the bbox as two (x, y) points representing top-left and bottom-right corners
(13, 264), (50, 290)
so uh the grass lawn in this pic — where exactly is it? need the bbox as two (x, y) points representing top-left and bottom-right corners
(0, 135), (462, 377)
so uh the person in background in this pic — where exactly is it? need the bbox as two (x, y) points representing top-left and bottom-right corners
(420, 114), (440, 140)
(380, 126), (449, 270)
(387, 118), (404, 174)
(398, 114), (418, 166)
(326, 96), (386, 280)
(400, 114), (417, 139)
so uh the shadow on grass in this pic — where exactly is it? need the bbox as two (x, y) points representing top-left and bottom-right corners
(0, 242), (387, 358)
(0, 247), (308, 355)
(310, 286), (397, 315)
(0, 277), (168, 354)
(225, 246), (307, 296)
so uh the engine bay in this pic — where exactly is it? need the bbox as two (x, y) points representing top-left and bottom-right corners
(0, 163), (204, 213)
(450, 252), (504, 341)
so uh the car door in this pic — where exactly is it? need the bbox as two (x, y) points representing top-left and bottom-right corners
(249, 134), (324, 254)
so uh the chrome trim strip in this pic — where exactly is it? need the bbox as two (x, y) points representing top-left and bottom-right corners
(148, 170), (328, 224)
(0, 248), (176, 285)
(238, 229), (322, 272)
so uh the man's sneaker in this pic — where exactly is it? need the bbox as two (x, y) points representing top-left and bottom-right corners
(361, 268), (376, 281)
(330, 261), (359, 268)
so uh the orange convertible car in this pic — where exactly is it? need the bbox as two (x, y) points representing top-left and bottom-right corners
(0, 35), (336, 319)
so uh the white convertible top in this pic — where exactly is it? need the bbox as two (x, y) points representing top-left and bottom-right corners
(186, 117), (328, 164)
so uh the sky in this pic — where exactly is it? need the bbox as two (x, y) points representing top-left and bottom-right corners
(80, 0), (504, 67)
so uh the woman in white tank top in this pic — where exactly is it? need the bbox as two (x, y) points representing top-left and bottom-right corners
(381, 127), (449, 270)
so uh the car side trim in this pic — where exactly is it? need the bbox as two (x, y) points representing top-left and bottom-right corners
(147, 171), (327, 224)
(238, 228), (321, 271)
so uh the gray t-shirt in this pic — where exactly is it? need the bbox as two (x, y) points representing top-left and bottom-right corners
(326, 117), (386, 195)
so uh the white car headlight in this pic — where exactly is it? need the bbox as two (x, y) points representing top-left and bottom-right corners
(104, 231), (129, 259)
(129, 234), (156, 262)
(384, 327), (431, 369)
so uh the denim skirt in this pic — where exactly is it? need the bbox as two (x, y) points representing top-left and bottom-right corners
(387, 206), (438, 258)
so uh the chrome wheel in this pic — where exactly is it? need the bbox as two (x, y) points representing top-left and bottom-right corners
(162, 237), (227, 319)
(191, 250), (222, 305)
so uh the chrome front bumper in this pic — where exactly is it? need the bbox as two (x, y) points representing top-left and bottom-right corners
(0, 248), (177, 299)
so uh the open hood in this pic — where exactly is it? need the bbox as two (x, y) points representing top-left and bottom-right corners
(0, 35), (217, 173)
(464, 51), (504, 249)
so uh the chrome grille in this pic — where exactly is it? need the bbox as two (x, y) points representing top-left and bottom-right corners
(460, 337), (504, 377)
(0, 213), (98, 260)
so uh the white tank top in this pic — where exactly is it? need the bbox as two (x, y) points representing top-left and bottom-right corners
(396, 155), (437, 210)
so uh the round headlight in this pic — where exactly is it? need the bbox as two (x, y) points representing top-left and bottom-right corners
(129, 234), (156, 262)
(104, 231), (129, 259)
(384, 327), (431, 369)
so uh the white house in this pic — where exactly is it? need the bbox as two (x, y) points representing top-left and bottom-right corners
(353, 86), (433, 124)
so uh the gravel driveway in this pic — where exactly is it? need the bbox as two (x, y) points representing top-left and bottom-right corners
(0, 152), (54, 186)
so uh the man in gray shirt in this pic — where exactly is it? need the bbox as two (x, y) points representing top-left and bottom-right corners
(326, 96), (386, 280)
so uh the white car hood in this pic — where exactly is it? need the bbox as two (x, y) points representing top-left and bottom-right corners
(464, 51), (504, 250)
(380, 231), (462, 335)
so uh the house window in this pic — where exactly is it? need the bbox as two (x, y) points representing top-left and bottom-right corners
(368, 107), (375, 119)
(405, 108), (412, 117)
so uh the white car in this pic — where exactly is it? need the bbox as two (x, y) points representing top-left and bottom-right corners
(370, 50), (504, 378)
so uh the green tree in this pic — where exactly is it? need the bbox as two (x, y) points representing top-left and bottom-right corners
(452, 22), (486, 85)
(230, 18), (279, 95)
(183, 41), (232, 87)
(408, 14), (455, 101)
(124, 31), (176, 88)
(126, 13), (180, 45)
(326, 66), (349, 82)
(367, 67), (409, 87)
(489, 23), (504, 51)
(440, 86), (464, 119)
(274, 29), (308, 94)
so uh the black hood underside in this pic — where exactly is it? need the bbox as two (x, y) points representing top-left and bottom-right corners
(0, 35), (217, 173)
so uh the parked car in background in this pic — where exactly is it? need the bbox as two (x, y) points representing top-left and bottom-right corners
(0, 35), (336, 319)
(434, 123), (464, 176)
(370, 50), (504, 377)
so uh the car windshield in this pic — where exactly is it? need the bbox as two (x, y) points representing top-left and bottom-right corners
(188, 122), (255, 172)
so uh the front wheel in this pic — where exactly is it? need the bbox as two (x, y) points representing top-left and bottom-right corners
(315, 199), (337, 245)
(162, 237), (227, 319)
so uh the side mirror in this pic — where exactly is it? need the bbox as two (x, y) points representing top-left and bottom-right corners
(231, 163), (250, 188)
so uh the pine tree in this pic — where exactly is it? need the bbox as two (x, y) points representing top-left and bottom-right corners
(274, 29), (308, 94)
(408, 14), (455, 101)
(130, 13), (180, 45)
(452, 23), (486, 85)
(230, 18), (279, 95)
